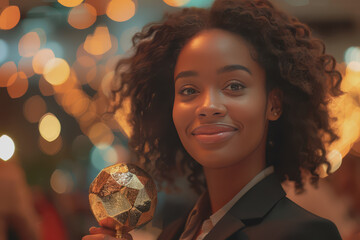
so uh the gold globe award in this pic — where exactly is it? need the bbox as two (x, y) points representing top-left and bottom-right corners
(89, 163), (157, 239)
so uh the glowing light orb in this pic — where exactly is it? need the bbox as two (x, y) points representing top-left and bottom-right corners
(7, 72), (28, 99)
(58, 0), (84, 7)
(23, 95), (47, 123)
(68, 3), (97, 29)
(163, 0), (191, 7)
(90, 144), (118, 170)
(344, 46), (360, 65)
(39, 113), (61, 142)
(85, 0), (111, 16)
(43, 58), (70, 85)
(318, 149), (343, 178)
(18, 57), (35, 78)
(84, 26), (112, 55)
(106, 0), (135, 22)
(39, 135), (62, 155)
(50, 169), (74, 194)
(32, 48), (55, 74)
(0, 6), (20, 30)
(0, 39), (8, 63)
(18, 32), (41, 57)
(87, 122), (114, 147)
(0, 135), (15, 161)
(0, 61), (17, 87)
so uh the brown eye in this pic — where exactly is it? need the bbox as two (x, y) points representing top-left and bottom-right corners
(179, 87), (198, 96)
(224, 82), (245, 91)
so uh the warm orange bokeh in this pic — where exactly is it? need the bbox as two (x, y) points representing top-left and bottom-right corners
(18, 57), (35, 78)
(39, 76), (55, 96)
(43, 58), (71, 85)
(85, 0), (111, 16)
(163, 0), (191, 7)
(83, 26), (112, 55)
(87, 122), (114, 147)
(33, 48), (55, 74)
(39, 135), (63, 155)
(68, 3), (97, 29)
(0, 5), (20, 30)
(23, 95), (47, 123)
(106, 0), (136, 22)
(18, 32), (41, 57)
(0, 61), (17, 87)
(7, 72), (28, 99)
(58, 0), (84, 7)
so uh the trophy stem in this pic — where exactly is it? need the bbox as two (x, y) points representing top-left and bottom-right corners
(115, 226), (124, 239)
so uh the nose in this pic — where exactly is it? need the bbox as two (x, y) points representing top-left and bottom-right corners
(195, 89), (226, 118)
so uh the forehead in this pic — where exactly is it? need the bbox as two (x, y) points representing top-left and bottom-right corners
(175, 29), (258, 73)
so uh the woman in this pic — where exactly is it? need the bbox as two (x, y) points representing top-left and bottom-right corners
(83, 0), (343, 239)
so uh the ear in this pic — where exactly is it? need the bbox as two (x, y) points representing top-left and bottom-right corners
(266, 88), (283, 121)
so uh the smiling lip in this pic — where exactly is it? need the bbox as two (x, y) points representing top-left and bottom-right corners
(191, 124), (238, 144)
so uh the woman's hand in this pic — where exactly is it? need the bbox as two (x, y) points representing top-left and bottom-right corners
(82, 227), (133, 240)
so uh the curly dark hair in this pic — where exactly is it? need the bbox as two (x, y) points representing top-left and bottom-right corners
(112, 0), (342, 194)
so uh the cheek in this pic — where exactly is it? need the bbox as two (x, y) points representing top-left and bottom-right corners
(172, 99), (193, 135)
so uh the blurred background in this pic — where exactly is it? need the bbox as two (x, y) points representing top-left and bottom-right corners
(0, 0), (359, 239)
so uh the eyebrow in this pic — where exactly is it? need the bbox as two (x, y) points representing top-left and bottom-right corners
(174, 64), (252, 81)
(217, 64), (252, 75)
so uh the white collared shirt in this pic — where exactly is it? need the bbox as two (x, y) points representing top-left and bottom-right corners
(179, 166), (275, 240)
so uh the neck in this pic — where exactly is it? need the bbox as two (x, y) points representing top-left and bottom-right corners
(203, 151), (266, 214)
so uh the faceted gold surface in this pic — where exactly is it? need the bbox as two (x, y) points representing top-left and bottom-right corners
(89, 163), (157, 236)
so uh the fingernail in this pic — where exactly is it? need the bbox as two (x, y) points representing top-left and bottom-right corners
(89, 227), (96, 232)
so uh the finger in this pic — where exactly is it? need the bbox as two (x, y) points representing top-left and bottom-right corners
(119, 232), (133, 240)
(89, 227), (116, 236)
(82, 233), (117, 240)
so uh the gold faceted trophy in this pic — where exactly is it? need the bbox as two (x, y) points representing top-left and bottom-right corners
(89, 163), (157, 239)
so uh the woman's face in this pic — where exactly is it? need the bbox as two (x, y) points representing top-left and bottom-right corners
(173, 29), (278, 169)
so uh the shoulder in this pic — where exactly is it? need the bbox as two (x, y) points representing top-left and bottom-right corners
(261, 197), (342, 240)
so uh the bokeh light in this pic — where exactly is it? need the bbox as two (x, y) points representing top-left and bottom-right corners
(0, 61), (17, 87)
(30, 28), (47, 46)
(163, 0), (191, 7)
(39, 113), (61, 142)
(39, 135), (63, 155)
(58, 0), (84, 7)
(43, 58), (70, 85)
(85, 0), (111, 16)
(33, 48), (56, 74)
(0, 39), (8, 63)
(87, 122), (114, 147)
(68, 3), (97, 29)
(18, 57), (35, 78)
(7, 72), (28, 99)
(18, 32), (41, 57)
(319, 149), (343, 178)
(0, 135), (15, 161)
(84, 26), (112, 55)
(106, 0), (136, 22)
(90, 144), (118, 170)
(39, 76), (55, 96)
(50, 169), (74, 194)
(23, 95), (47, 123)
(344, 46), (360, 68)
(0, 5), (20, 30)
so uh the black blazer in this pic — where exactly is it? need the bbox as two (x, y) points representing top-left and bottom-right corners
(158, 173), (342, 240)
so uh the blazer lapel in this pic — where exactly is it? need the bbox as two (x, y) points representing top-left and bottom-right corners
(203, 173), (286, 240)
